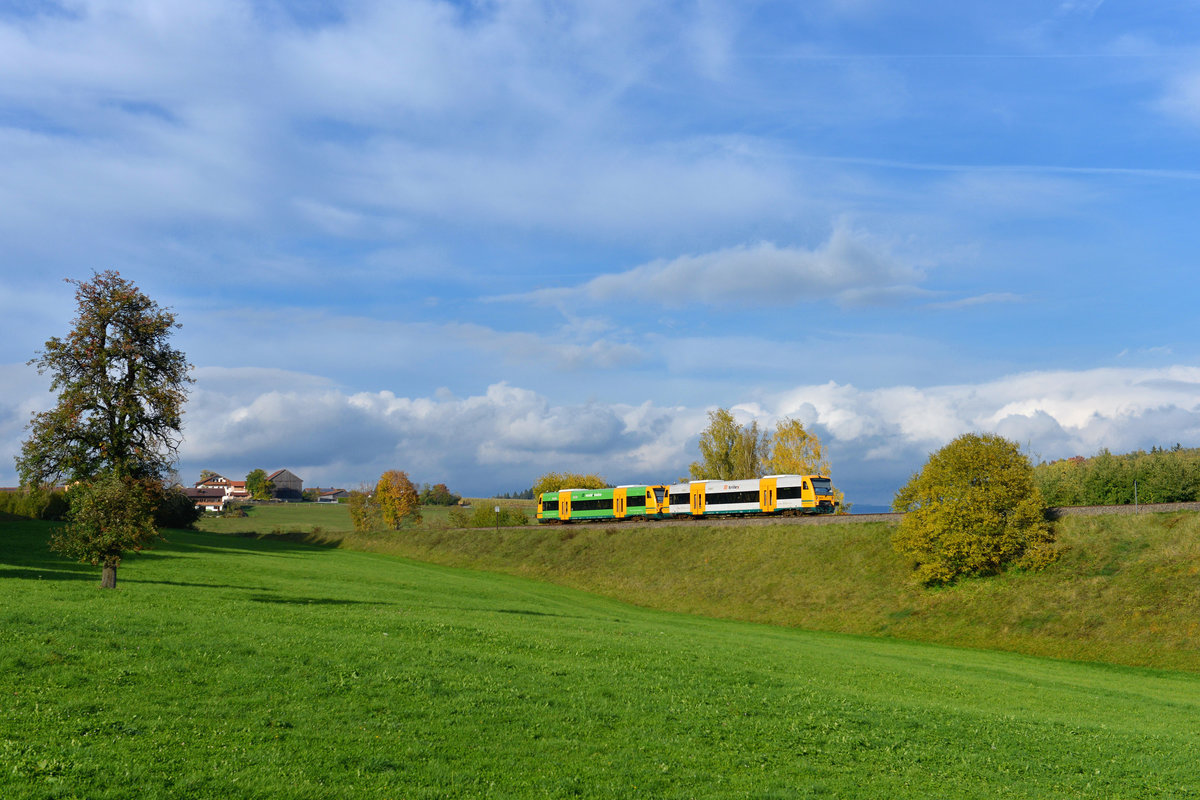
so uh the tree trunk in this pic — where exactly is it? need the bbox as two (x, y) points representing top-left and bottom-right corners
(101, 564), (117, 589)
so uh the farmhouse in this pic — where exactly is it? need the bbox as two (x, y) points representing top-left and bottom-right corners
(182, 487), (228, 513)
(315, 488), (350, 503)
(194, 474), (250, 501)
(268, 469), (304, 501)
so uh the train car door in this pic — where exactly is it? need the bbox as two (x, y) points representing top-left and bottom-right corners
(614, 487), (627, 519)
(759, 477), (777, 513)
(689, 483), (706, 516)
(559, 490), (572, 521)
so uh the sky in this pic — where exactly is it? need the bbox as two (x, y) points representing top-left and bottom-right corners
(3, 0), (1200, 508)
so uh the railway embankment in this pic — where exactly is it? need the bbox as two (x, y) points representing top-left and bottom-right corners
(282, 505), (1200, 672)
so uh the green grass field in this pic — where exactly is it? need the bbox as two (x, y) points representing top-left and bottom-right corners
(237, 509), (1200, 673)
(5, 519), (1200, 798)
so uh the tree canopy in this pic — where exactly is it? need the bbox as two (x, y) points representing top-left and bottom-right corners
(347, 471), (423, 532)
(765, 418), (831, 476)
(51, 474), (157, 589)
(376, 470), (421, 529)
(531, 472), (608, 497)
(246, 469), (275, 501)
(420, 483), (462, 506)
(892, 432), (1056, 586)
(689, 410), (834, 486)
(17, 270), (192, 487)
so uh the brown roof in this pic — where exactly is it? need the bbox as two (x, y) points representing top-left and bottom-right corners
(183, 487), (226, 500)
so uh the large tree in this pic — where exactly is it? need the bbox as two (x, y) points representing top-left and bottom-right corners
(764, 418), (830, 476)
(17, 271), (192, 487)
(688, 409), (769, 480)
(18, 270), (192, 588)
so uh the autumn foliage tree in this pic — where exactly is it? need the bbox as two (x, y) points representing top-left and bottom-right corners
(689, 409), (835, 483)
(892, 432), (1057, 586)
(375, 470), (421, 529)
(17, 271), (193, 588)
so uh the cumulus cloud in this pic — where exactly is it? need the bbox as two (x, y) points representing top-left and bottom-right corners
(172, 365), (1200, 503)
(173, 373), (700, 494)
(5, 363), (1200, 504)
(518, 221), (926, 309)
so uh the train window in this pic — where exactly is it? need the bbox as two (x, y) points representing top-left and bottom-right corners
(627, 494), (646, 508)
(572, 498), (614, 512)
(669, 492), (689, 505)
(811, 478), (834, 495)
(707, 490), (759, 505)
(777, 486), (804, 500)
(654, 488), (666, 503)
(543, 499), (559, 512)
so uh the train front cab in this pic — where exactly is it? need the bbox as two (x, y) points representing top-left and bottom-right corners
(768, 474), (838, 514)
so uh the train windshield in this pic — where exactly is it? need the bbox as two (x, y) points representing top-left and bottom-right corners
(811, 478), (833, 495)
(653, 487), (666, 503)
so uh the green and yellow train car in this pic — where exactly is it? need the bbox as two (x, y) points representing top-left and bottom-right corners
(536, 484), (668, 523)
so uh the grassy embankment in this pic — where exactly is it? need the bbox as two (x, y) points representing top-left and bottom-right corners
(192, 498), (533, 537)
(4, 518), (1200, 798)
(204, 505), (1200, 672)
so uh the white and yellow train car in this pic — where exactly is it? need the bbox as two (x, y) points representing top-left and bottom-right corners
(666, 474), (838, 518)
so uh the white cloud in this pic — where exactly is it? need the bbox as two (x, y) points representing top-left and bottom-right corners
(518, 221), (925, 309)
(1159, 69), (1200, 127)
(5, 362), (1200, 504)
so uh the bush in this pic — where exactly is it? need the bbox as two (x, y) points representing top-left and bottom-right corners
(448, 505), (530, 528)
(892, 433), (1056, 585)
(152, 486), (201, 529)
(222, 503), (249, 518)
(0, 487), (68, 520)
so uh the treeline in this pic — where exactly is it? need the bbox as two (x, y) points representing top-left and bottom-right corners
(0, 485), (200, 528)
(1034, 445), (1200, 506)
(494, 488), (535, 500)
(0, 488), (67, 520)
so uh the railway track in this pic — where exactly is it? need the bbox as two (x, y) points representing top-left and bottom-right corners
(538, 501), (1200, 532)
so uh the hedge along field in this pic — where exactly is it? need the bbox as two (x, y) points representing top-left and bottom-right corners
(5, 520), (1200, 799)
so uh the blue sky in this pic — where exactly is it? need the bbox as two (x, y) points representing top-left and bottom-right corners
(3, 0), (1200, 507)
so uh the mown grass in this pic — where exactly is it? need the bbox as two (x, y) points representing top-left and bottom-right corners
(5, 519), (1200, 798)
(257, 511), (1200, 672)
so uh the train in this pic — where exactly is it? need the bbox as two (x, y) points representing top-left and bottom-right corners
(536, 474), (838, 523)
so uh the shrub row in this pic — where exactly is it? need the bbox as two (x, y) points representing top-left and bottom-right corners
(448, 505), (530, 528)
(0, 485), (199, 529)
(0, 488), (68, 520)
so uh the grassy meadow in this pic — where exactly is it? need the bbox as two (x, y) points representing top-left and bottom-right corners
(5, 518), (1200, 798)
(241, 508), (1200, 673)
